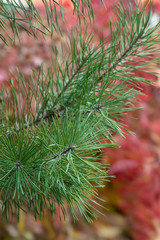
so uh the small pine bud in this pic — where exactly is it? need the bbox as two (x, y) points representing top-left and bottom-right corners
(69, 144), (77, 150)
(15, 161), (22, 169)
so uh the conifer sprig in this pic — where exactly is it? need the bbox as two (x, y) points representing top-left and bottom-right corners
(0, 0), (98, 44)
(0, 0), (160, 221)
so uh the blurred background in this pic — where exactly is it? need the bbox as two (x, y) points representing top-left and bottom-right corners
(0, 0), (160, 239)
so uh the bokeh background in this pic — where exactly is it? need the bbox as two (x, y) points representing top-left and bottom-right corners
(0, 0), (160, 239)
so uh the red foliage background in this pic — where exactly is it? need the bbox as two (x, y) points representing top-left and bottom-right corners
(0, 1), (160, 239)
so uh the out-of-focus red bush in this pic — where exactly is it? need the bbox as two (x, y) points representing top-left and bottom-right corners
(0, 1), (160, 239)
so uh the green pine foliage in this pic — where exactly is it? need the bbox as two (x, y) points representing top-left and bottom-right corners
(0, 0), (159, 221)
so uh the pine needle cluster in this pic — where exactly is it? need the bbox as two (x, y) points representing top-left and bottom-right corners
(0, 0), (159, 221)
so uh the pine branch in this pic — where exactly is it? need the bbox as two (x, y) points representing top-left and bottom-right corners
(0, 0), (160, 221)
(52, 144), (77, 160)
(0, 0), (102, 44)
